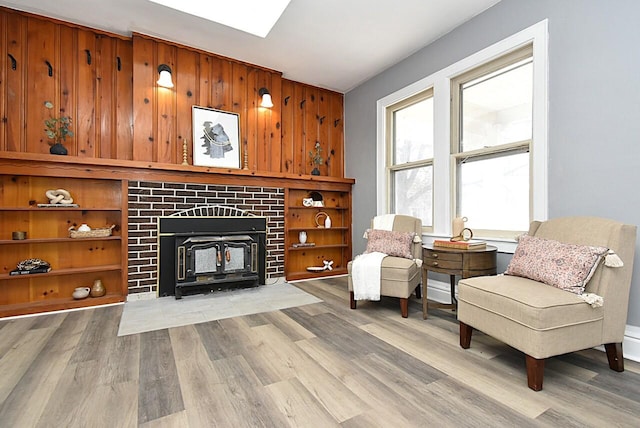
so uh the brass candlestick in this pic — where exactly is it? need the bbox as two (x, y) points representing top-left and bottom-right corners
(182, 139), (189, 165)
(243, 140), (249, 170)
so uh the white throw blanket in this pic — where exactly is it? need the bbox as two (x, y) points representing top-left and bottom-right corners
(352, 215), (395, 301)
(352, 252), (387, 301)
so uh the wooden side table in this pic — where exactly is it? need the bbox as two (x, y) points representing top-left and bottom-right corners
(421, 243), (497, 319)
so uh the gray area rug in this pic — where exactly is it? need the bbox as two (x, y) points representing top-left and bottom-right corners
(118, 283), (322, 336)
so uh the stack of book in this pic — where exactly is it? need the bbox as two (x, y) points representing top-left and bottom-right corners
(10, 266), (52, 275)
(433, 239), (486, 250)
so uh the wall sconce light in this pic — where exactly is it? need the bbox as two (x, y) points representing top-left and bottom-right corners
(259, 87), (273, 108)
(157, 64), (174, 88)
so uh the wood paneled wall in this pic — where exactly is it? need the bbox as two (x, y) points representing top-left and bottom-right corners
(0, 8), (345, 178)
(0, 9), (133, 159)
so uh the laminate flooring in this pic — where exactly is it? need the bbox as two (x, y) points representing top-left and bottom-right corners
(1, 276), (640, 427)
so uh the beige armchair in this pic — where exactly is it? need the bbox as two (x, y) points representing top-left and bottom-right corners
(347, 215), (422, 318)
(458, 216), (637, 391)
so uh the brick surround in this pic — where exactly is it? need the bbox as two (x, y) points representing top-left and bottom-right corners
(127, 181), (284, 295)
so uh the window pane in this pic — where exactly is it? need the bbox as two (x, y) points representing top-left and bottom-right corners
(393, 97), (434, 164)
(461, 60), (532, 152)
(458, 152), (529, 231)
(393, 165), (432, 227)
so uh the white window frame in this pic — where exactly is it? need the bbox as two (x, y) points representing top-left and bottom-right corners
(376, 20), (548, 253)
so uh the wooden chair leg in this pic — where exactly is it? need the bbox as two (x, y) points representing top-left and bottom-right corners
(399, 298), (409, 318)
(525, 354), (544, 391)
(349, 291), (356, 310)
(415, 284), (422, 299)
(459, 321), (473, 349)
(605, 342), (624, 372)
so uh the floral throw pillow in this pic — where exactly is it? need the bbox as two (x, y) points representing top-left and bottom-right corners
(365, 229), (415, 259)
(505, 234), (609, 294)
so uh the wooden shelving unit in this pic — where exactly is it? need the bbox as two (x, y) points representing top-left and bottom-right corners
(0, 175), (128, 317)
(284, 188), (352, 281)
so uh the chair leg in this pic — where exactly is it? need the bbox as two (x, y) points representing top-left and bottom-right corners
(605, 342), (624, 372)
(459, 321), (473, 349)
(349, 291), (356, 310)
(525, 354), (544, 391)
(399, 298), (409, 318)
(415, 284), (422, 299)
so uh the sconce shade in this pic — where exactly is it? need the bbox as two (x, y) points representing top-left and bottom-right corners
(157, 64), (174, 88)
(259, 87), (274, 108)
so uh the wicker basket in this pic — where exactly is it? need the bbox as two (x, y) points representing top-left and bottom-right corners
(68, 224), (115, 239)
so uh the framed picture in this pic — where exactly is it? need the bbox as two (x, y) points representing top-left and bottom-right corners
(192, 106), (241, 168)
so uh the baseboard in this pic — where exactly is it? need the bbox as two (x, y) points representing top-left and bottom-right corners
(623, 325), (640, 363)
(426, 279), (640, 363)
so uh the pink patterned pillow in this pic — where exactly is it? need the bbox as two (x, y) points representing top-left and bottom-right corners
(505, 234), (608, 294)
(365, 229), (414, 259)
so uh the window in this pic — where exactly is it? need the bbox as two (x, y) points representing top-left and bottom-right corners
(377, 20), (548, 251)
(451, 45), (533, 237)
(386, 90), (434, 230)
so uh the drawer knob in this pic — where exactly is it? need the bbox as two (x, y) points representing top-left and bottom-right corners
(432, 261), (438, 267)
(432, 253), (438, 258)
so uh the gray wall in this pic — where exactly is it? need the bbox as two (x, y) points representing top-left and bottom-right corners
(345, 0), (640, 327)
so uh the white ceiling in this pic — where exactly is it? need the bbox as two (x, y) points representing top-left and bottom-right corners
(1, 0), (501, 93)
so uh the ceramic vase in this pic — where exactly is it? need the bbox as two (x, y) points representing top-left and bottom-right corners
(299, 231), (307, 244)
(49, 143), (68, 155)
(90, 279), (106, 297)
(73, 287), (90, 299)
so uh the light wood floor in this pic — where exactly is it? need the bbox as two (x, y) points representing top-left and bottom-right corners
(1, 276), (640, 427)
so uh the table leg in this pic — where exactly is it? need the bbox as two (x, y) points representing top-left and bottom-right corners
(422, 267), (428, 319)
(450, 275), (457, 306)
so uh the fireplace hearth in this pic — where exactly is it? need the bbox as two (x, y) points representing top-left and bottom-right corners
(158, 206), (267, 298)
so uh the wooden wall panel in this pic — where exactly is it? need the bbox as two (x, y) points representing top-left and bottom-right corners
(269, 74), (282, 172)
(0, 9), (345, 178)
(280, 79), (294, 174)
(1, 10), (26, 152)
(231, 62), (250, 169)
(329, 91), (344, 177)
(25, 18), (57, 154)
(304, 86), (319, 175)
(293, 83), (306, 174)
(318, 90), (330, 175)
(176, 49), (198, 164)
(210, 56), (232, 111)
(155, 42), (176, 164)
(246, 68), (259, 170)
(75, 28), (98, 157)
(132, 35), (155, 161)
(115, 38), (133, 160)
(97, 35), (114, 159)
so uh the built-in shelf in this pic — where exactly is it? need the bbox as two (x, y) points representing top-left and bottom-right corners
(0, 173), (128, 317)
(284, 188), (352, 281)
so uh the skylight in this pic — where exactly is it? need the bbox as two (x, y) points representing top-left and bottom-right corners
(148, 0), (291, 38)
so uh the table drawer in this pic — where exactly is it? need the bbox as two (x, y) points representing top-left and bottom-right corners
(423, 259), (462, 270)
(423, 249), (463, 263)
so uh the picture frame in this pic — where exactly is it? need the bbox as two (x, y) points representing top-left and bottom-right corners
(192, 106), (241, 168)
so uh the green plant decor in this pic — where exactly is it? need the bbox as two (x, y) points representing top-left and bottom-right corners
(309, 141), (323, 175)
(44, 101), (73, 151)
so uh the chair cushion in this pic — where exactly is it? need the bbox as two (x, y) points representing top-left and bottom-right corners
(365, 229), (415, 259)
(505, 234), (608, 295)
(458, 275), (604, 331)
(380, 256), (419, 282)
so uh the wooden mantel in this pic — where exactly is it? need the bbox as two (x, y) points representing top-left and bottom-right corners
(0, 152), (354, 191)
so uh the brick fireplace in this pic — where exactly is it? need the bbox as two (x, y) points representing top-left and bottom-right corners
(127, 181), (284, 296)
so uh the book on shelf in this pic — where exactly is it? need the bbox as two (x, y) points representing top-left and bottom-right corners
(433, 239), (486, 249)
(9, 266), (52, 275)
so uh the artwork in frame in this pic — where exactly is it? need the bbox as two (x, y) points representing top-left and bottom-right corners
(192, 106), (241, 168)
